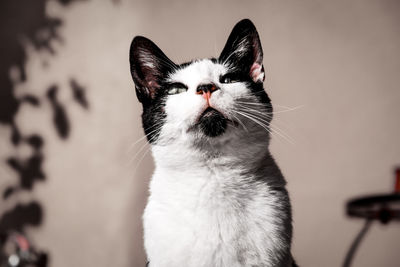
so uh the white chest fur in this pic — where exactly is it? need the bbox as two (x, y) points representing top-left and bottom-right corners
(143, 151), (290, 267)
(130, 19), (295, 267)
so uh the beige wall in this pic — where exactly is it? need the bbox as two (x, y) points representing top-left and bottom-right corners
(1, 0), (400, 266)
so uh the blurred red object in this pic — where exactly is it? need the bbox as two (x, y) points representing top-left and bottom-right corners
(395, 168), (400, 193)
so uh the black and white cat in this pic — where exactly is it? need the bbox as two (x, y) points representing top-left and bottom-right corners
(130, 19), (296, 267)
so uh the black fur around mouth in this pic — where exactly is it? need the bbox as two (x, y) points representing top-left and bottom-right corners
(197, 107), (227, 137)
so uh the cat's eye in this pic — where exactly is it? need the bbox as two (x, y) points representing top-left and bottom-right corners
(220, 73), (240, 84)
(166, 83), (188, 95)
(167, 87), (186, 95)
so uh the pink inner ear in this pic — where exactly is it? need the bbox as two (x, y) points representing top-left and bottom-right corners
(250, 63), (265, 83)
(146, 80), (159, 98)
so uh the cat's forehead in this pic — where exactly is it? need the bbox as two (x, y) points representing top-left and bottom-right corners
(168, 59), (227, 87)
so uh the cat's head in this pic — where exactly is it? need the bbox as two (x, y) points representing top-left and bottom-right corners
(129, 19), (272, 153)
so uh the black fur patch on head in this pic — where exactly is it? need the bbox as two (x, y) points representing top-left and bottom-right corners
(130, 37), (178, 143)
(130, 36), (177, 104)
(219, 19), (263, 76)
(249, 82), (272, 107)
(196, 107), (227, 137)
(218, 19), (271, 108)
(141, 91), (167, 143)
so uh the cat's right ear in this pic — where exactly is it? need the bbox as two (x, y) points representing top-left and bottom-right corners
(219, 19), (264, 83)
(129, 36), (176, 103)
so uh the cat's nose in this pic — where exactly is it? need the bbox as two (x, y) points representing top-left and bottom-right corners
(196, 83), (219, 100)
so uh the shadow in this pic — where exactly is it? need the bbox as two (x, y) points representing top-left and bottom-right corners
(47, 85), (70, 139)
(3, 135), (45, 199)
(0, 0), (91, 265)
(0, 0), (64, 139)
(0, 0), (90, 199)
(70, 79), (89, 109)
(0, 202), (46, 267)
(0, 202), (43, 233)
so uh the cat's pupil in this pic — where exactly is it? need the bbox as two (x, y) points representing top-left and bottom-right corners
(223, 77), (232, 83)
(220, 73), (239, 84)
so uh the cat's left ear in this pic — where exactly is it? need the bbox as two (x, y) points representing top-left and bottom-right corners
(130, 36), (177, 104)
(219, 19), (264, 83)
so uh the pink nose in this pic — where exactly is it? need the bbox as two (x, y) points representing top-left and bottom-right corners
(202, 91), (211, 101)
(196, 83), (218, 101)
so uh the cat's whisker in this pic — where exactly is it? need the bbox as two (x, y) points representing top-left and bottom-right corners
(234, 109), (294, 144)
(268, 123), (295, 144)
(270, 105), (304, 114)
(233, 110), (273, 136)
(236, 101), (304, 114)
(131, 145), (152, 175)
(144, 120), (164, 131)
(126, 129), (160, 168)
(127, 141), (150, 166)
(266, 114), (294, 131)
(235, 114), (282, 144)
(239, 101), (304, 113)
(127, 134), (150, 154)
(237, 103), (297, 134)
(235, 106), (274, 123)
(127, 124), (162, 154)
(240, 108), (294, 144)
(234, 105), (294, 144)
(236, 100), (269, 106)
(234, 106), (269, 122)
(273, 104), (296, 110)
(127, 126), (162, 167)
(229, 113), (249, 132)
(235, 105), (270, 117)
(238, 109), (271, 124)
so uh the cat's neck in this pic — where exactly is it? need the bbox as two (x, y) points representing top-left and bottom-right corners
(152, 141), (266, 170)
(151, 141), (285, 188)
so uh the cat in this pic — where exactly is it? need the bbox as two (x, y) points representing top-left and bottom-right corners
(129, 19), (296, 267)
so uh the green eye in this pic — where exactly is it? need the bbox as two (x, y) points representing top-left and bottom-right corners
(167, 87), (187, 95)
(166, 82), (188, 95)
(220, 73), (240, 84)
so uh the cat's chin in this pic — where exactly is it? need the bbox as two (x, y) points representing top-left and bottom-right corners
(196, 107), (228, 138)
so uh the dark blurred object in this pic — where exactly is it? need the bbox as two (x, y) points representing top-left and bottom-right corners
(343, 167), (400, 267)
(47, 85), (70, 139)
(70, 79), (89, 110)
(1, 1), (85, 266)
(0, 0), (65, 144)
(0, 203), (45, 267)
(0, 203), (42, 233)
(0, 232), (47, 267)
(347, 194), (400, 224)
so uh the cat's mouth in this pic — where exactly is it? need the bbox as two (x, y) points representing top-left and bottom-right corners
(195, 107), (232, 137)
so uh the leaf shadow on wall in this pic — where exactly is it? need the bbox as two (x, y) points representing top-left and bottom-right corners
(0, 0), (90, 265)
